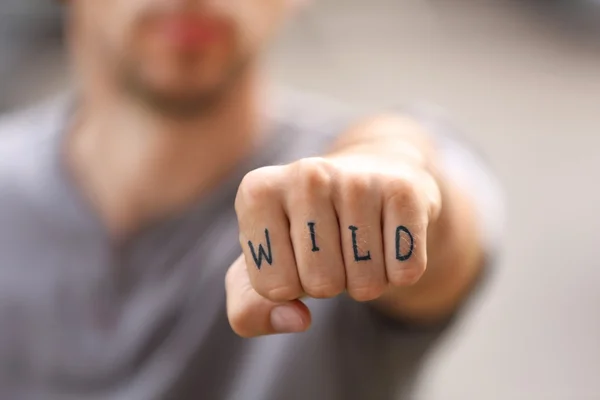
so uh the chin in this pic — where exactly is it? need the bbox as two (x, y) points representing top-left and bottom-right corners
(132, 80), (227, 118)
(149, 66), (224, 93)
(123, 57), (242, 116)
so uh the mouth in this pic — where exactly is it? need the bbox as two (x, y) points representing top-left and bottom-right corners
(152, 13), (227, 50)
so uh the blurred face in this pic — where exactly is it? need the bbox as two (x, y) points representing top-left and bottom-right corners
(70, 0), (290, 116)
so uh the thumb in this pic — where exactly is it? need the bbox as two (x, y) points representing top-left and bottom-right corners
(225, 255), (312, 338)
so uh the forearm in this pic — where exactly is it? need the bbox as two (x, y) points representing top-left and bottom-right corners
(328, 114), (486, 325)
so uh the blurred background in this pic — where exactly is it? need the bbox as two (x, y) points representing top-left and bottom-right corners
(1, 0), (599, 398)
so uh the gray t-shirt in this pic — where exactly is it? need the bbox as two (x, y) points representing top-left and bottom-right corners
(0, 93), (504, 400)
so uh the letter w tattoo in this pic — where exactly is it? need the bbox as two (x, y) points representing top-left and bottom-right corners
(248, 229), (273, 270)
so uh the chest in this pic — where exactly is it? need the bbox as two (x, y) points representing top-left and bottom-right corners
(0, 206), (242, 395)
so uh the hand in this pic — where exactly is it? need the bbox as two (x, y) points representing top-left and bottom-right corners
(225, 154), (442, 338)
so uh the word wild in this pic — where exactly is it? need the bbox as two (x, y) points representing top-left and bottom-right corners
(247, 223), (414, 270)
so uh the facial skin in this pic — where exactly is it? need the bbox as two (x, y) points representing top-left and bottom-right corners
(69, 0), (290, 117)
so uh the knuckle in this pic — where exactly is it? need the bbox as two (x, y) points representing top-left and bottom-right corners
(341, 173), (372, 199)
(388, 258), (427, 287)
(286, 158), (333, 209)
(294, 158), (333, 193)
(263, 284), (302, 303)
(348, 282), (386, 302)
(236, 167), (280, 212)
(303, 277), (345, 299)
(385, 177), (417, 206)
(300, 158), (331, 190)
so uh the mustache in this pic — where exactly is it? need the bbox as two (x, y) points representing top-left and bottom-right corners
(131, 0), (232, 20)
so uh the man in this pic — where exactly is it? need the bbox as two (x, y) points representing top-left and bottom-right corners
(0, 0), (504, 399)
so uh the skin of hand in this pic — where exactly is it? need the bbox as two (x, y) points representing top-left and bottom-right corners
(225, 114), (484, 338)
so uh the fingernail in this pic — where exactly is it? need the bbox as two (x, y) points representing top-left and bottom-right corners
(270, 306), (306, 333)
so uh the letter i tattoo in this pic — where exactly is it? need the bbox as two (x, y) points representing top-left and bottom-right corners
(308, 222), (320, 252)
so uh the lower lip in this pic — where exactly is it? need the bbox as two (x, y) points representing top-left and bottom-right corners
(156, 16), (224, 49)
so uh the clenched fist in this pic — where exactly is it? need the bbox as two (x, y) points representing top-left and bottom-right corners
(226, 148), (443, 338)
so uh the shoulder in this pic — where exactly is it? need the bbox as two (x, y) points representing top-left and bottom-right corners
(0, 96), (64, 158)
(0, 96), (68, 211)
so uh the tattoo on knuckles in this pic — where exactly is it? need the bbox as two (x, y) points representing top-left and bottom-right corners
(395, 226), (414, 261)
(248, 229), (273, 270)
(349, 225), (372, 262)
(307, 222), (320, 252)
(246, 223), (415, 270)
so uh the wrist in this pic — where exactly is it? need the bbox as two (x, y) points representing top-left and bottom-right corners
(327, 114), (437, 167)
